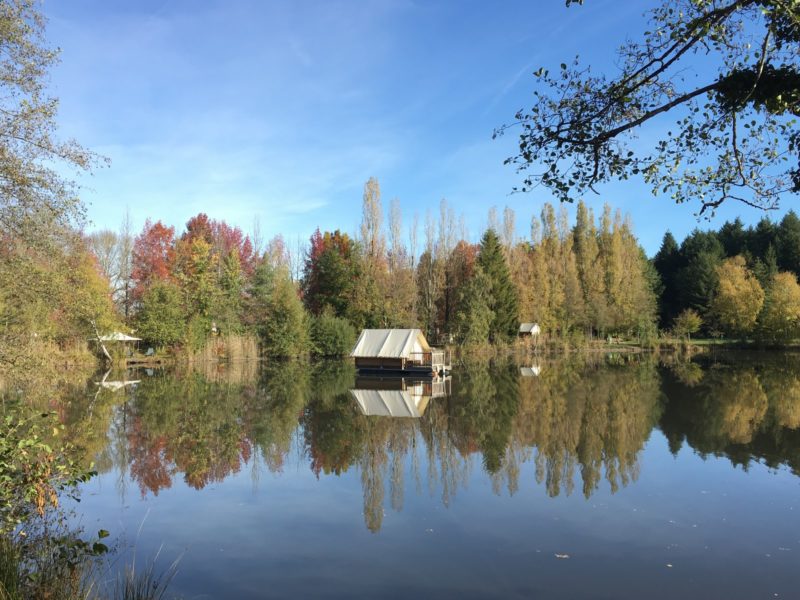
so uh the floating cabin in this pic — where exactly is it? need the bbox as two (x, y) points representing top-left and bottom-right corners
(349, 376), (450, 418)
(519, 323), (541, 337)
(350, 329), (451, 376)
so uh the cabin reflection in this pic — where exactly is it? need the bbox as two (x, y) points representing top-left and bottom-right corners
(519, 365), (541, 377)
(349, 376), (451, 418)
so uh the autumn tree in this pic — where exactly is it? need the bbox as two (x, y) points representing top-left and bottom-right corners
(0, 0), (102, 374)
(508, 241), (536, 329)
(759, 271), (800, 342)
(384, 198), (416, 327)
(416, 212), (445, 338)
(442, 241), (478, 333)
(498, 0), (800, 214)
(573, 201), (606, 334)
(416, 249), (443, 338)
(173, 237), (220, 322)
(131, 220), (175, 301)
(655, 218), (800, 341)
(673, 308), (703, 340)
(711, 255), (765, 337)
(359, 177), (386, 264)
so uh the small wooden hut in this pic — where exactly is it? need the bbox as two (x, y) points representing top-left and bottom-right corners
(519, 323), (541, 337)
(350, 329), (450, 375)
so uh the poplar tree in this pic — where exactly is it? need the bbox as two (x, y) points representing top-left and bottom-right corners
(573, 201), (604, 334)
(557, 206), (585, 333)
(540, 205), (566, 334)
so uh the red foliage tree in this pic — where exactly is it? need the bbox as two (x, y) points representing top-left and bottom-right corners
(183, 213), (214, 244)
(131, 220), (175, 301)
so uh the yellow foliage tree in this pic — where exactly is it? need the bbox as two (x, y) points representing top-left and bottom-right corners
(759, 272), (800, 343)
(711, 255), (764, 338)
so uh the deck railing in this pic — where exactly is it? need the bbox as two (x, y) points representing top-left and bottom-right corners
(408, 350), (451, 372)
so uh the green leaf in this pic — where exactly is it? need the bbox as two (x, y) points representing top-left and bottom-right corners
(92, 542), (109, 555)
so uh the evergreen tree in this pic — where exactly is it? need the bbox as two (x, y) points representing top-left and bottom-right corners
(454, 266), (494, 345)
(676, 231), (724, 319)
(717, 218), (747, 257)
(653, 231), (681, 327)
(750, 217), (778, 261)
(260, 269), (309, 357)
(477, 229), (519, 342)
(777, 211), (800, 277)
(752, 244), (779, 289)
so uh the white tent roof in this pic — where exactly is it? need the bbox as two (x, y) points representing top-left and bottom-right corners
(519, 323), (541, 334)
(520, 366), (542, 377)
(349, 389), (429, 418)
(350, 329), (431, 358)
(98, 332), (141, 342)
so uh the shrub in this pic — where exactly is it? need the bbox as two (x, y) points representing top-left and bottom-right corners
(311, 311), (356, 357)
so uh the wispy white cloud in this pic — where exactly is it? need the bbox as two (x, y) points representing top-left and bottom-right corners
(45, 0), (787, 254)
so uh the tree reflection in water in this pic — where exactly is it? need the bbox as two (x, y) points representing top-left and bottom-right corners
(52, 352), (800, 531)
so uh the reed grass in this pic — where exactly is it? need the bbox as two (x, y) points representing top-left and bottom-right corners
(186, 334), (259, 363)
(113, 548), (181, 600)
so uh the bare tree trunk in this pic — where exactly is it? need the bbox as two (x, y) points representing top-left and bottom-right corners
(90, 319), (112, 364)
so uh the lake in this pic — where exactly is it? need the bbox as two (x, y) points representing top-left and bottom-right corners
(61, 352), (800, 599)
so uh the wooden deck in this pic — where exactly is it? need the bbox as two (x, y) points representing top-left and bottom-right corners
(355, 349), (451, 376)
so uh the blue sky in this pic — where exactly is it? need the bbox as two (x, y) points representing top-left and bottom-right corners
(44, 0), (794, 255)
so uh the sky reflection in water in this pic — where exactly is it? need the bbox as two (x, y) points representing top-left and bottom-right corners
(63, 353), (800, 599)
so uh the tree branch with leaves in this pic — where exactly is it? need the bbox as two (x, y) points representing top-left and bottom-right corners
(496, 0), (799, 215)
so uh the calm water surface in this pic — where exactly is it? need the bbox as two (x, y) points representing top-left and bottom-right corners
(60, 353), (800, 599)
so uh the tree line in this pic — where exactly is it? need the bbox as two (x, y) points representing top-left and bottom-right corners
(81, 178), (663, 356)
(654, 212), (800, 342)
(13, 172), (800, 361)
